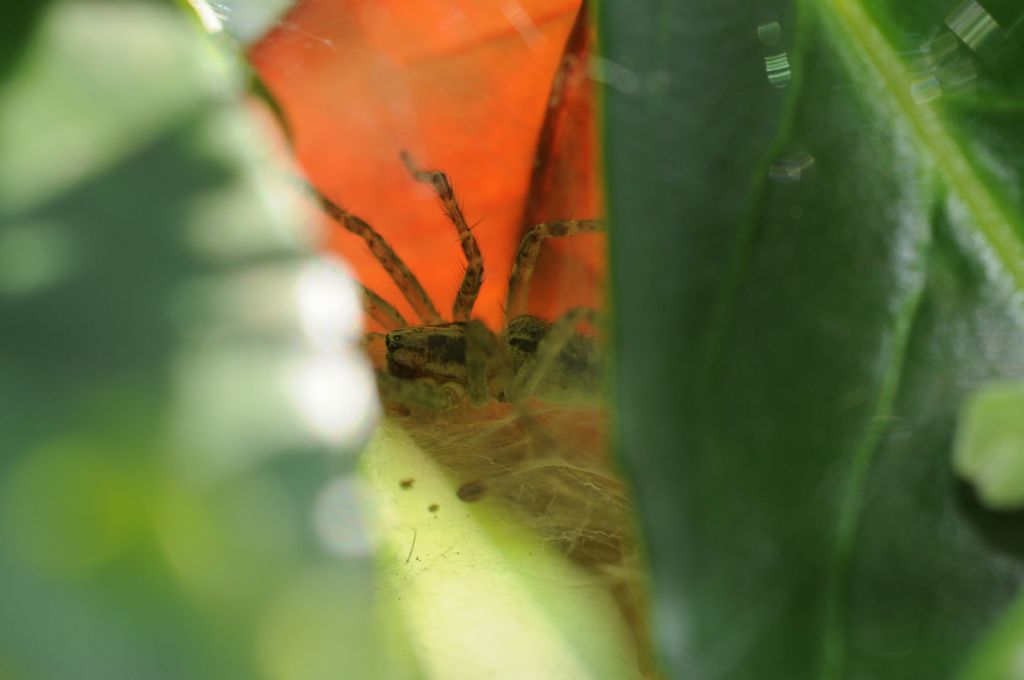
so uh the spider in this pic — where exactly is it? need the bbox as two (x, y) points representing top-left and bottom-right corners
(313, 155), (653, 675)
(315, 152), (605, 414)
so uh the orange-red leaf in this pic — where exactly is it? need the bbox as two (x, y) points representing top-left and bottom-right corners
(250, 0), (600, 328)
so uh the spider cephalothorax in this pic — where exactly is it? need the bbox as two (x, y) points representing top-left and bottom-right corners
(385, 323), (471, 382)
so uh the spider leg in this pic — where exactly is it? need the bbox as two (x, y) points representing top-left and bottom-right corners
(315, 187), (443, 325)
(464, 319), (498, 406)
(402, 152), (483, 322)
(362, 285), (407, 331)
(464, 319), (516, 407)
(504, 220), (603, 324)
(375, 371), (461, 411)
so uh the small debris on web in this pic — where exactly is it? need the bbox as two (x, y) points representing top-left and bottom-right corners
(456, 480), (487, 502)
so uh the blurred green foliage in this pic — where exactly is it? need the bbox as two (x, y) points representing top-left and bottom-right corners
(0, 1), (53, 84)
(0, 2), (387, 678)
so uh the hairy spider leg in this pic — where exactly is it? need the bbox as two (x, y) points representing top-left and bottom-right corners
(362, 285), (407, 331)
(401, 152), (484, 322)
(464, 319), (499, 406)
(316, 189), (444, 326)
(505, 219), (604, 325)
(376, 372), (460, 411)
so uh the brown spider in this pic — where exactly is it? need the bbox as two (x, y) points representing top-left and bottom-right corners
(313, 155), (656, 675)
(315, 152), (605, 412)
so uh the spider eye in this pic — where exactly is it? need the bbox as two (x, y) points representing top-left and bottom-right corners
(385, 334), (399, 351)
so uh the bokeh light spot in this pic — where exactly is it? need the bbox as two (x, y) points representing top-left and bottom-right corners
(313, 474), (376, 558)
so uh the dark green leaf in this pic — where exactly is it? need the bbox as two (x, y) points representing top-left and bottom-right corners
(600, 0), (1024, 677)
(0, 1), (54, 84)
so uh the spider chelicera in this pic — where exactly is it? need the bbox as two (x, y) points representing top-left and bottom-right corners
(315, 152), (605, 413)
